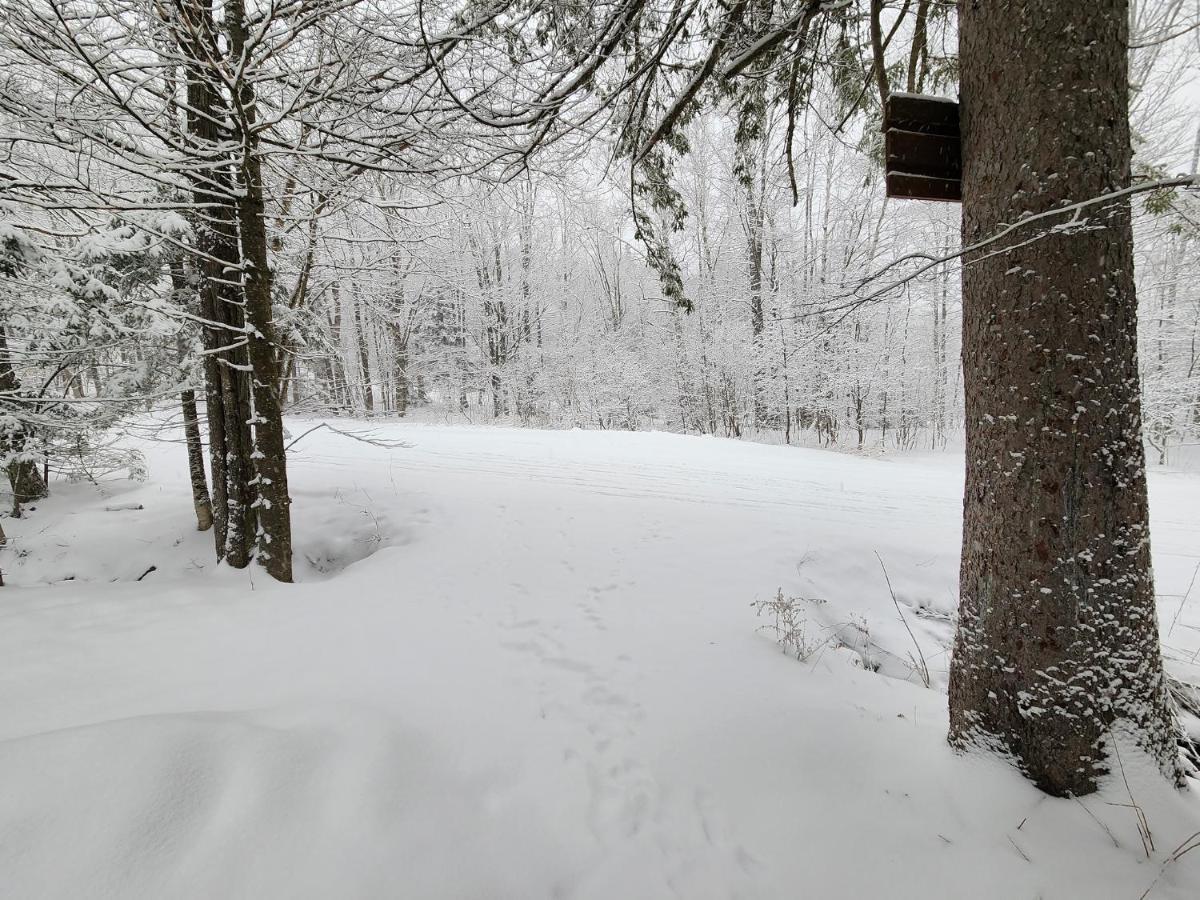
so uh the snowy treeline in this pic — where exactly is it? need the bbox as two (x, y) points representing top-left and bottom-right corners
(0, 0), (1196, 487)
(1139, 194), (1200, 464)
(293, 116), (968, 449)
(285, 128), (1200, 457)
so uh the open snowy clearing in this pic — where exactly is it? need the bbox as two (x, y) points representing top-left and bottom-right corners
(2, 421), (1200, 899)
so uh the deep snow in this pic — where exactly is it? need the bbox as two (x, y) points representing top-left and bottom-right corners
(1, 420), (1199, 899)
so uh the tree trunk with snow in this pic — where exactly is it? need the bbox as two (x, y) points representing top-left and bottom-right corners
(0, 323), (46, 517)
(354, 288), (374, 414)
(948, 0), (1181, 795)
(394, 343), (410, 417)
(181, 389), (213, 532)
(227, 0), (294, 583)
(175, 0), (255, 569)
(169, 258), (213, 533)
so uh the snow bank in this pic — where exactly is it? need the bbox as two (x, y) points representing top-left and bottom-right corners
(0, 421), (1198, 898)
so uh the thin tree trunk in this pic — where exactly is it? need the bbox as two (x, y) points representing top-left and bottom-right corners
(395, 344), (410, 416)
(354, 289), (374, 414)
(181, 389), (213, 531)
(933, 241), (949, 448)
(747, 183), (766, 426)
(0, 323), (46, 517)
(949, 0), (1181, 795)
(170, 260), (214, 533)
(868, 0), (890, 108)
(905, 0), (931, 94)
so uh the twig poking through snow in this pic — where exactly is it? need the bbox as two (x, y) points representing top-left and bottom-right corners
(1138, 828), (1200, 899)
(875, 552), (931, 688)
(1108, 732), (1155, 859)
(1007, 835), (1032, 863)
(1167, 560), (1200, 638)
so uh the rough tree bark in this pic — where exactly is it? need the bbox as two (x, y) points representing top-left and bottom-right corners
(175, 0), (255, 568)
(948, 0), (1181, 795)
(181, 387), (213, 532)
(227, 0), (294, 583)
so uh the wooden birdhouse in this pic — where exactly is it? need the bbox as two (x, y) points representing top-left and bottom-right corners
(884, 93), (961, 202)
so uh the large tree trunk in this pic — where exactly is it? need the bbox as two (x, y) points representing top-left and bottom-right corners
(228, 0), (294, 583)
(175, 0), (255, 568)
(214, 291), (257, 569)
(235, 163), (293, 582)
(949, 0), (1180, 795)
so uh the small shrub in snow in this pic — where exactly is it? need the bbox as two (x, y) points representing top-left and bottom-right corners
(752, 588), (827, 661)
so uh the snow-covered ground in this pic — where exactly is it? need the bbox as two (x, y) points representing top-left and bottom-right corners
(2, 421), (1200, 899)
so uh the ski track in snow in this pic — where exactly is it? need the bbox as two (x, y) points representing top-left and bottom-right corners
(0, 420), (1199, 899)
